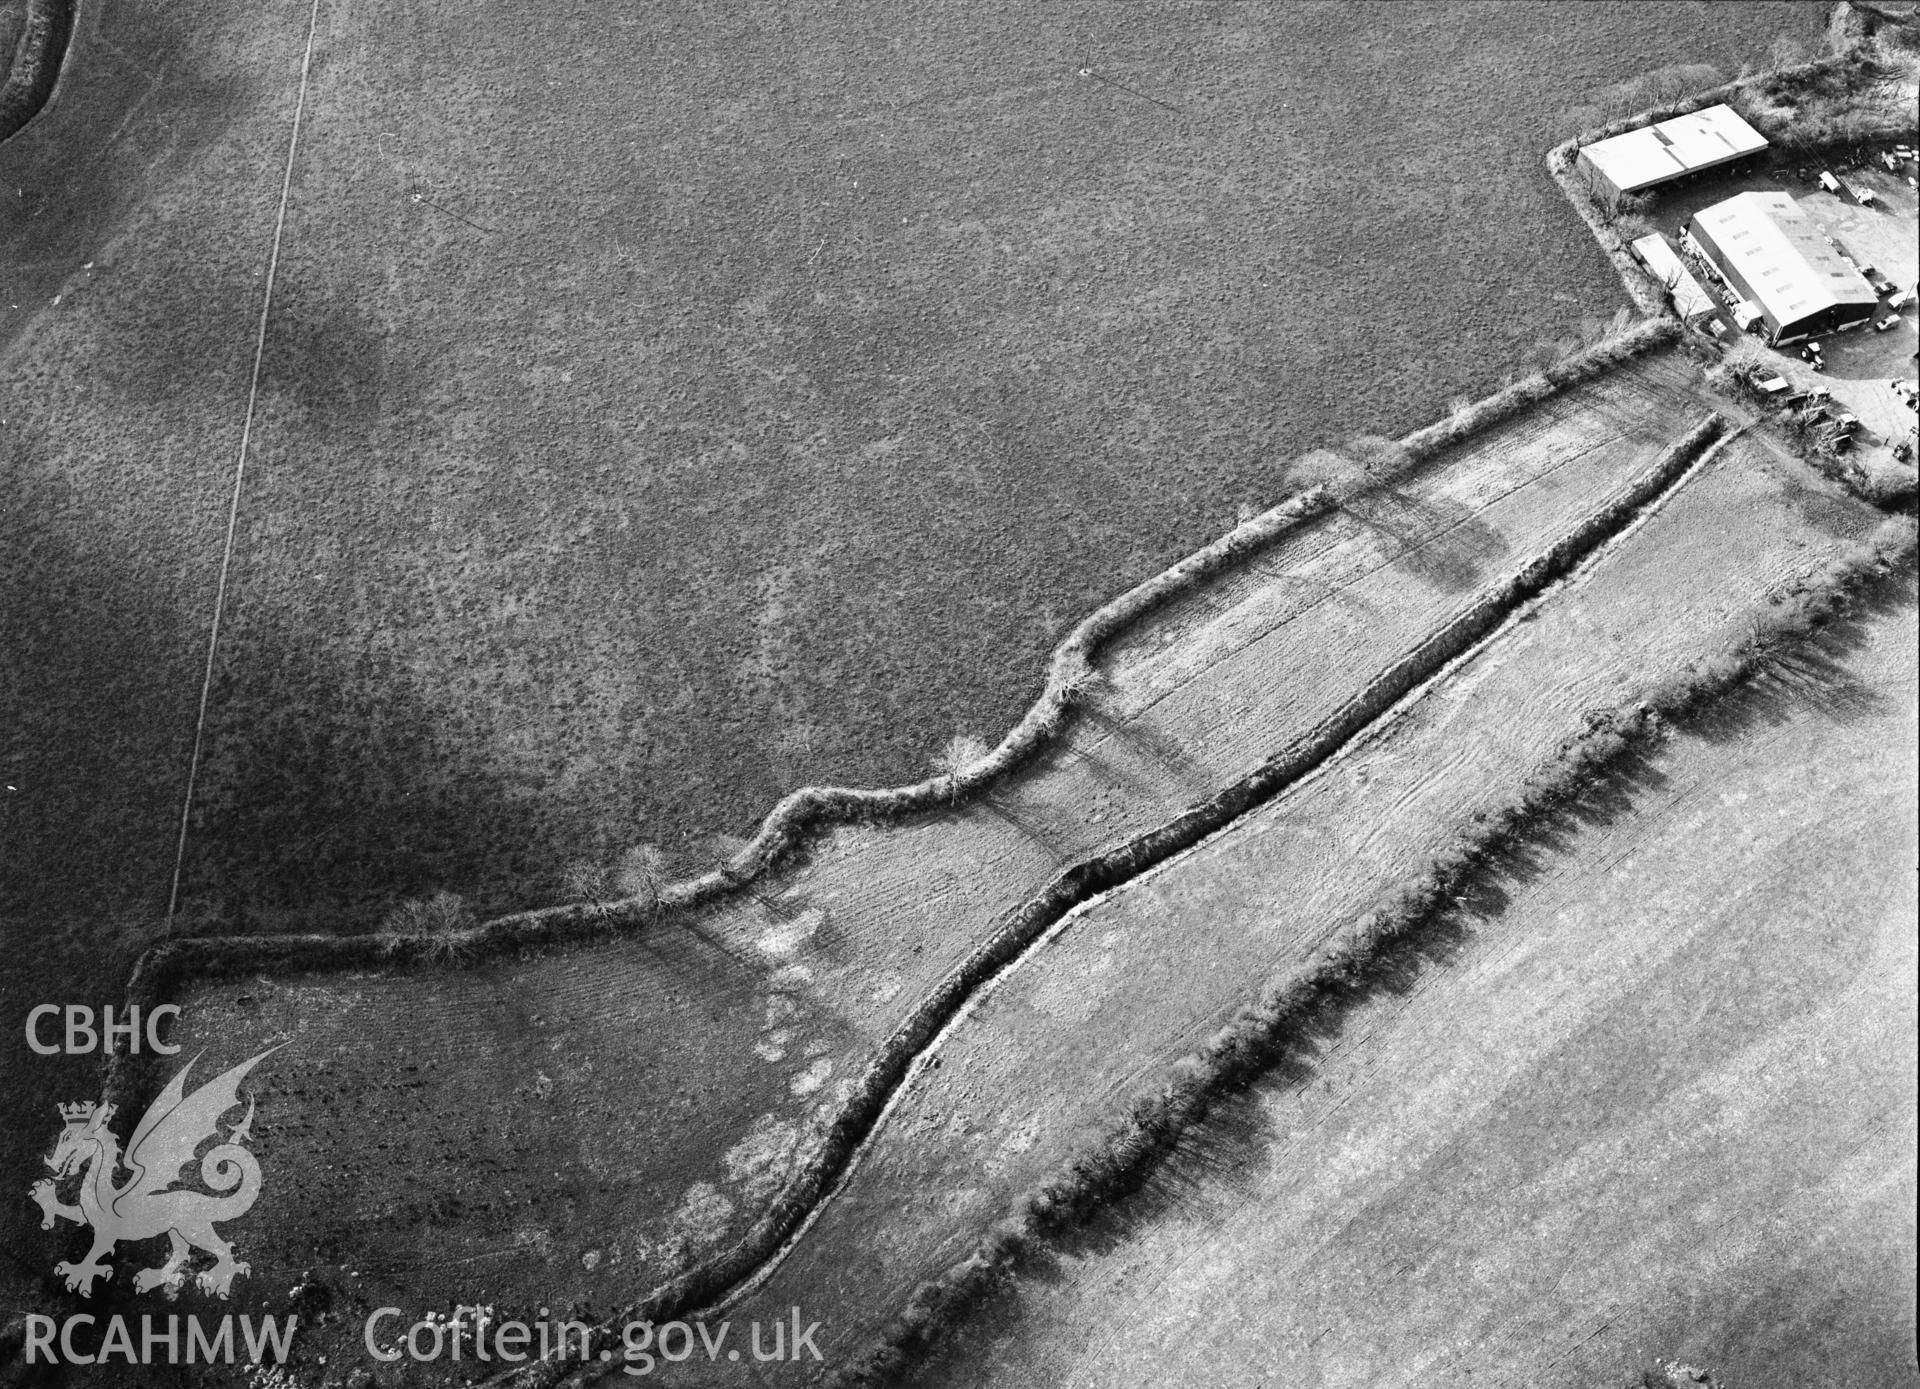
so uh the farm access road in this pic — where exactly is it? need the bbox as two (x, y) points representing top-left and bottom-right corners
(162, 351), (1718, 1337)
(678, 432), (1896, 1381)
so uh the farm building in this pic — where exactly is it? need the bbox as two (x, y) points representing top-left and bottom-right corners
(1684, 191), (1880, 344)
(1576, 103), (1769, 202)
(1630, 232), (1717, 323)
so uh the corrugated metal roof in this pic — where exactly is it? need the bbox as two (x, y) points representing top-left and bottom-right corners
(1630, 233), (1717, 319)
(1578, 103), (1769, 195)
(1690, 191), (1878, 332)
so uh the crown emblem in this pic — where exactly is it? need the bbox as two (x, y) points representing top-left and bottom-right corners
(57, 1101), (98, 1125)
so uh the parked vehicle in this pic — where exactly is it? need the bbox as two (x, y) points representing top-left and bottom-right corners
(1887, 288), (1917, 311)
(1756, 375), (1790, 396)
(1818, 170), (1841, 193)
(1874, 314), (1902, 332)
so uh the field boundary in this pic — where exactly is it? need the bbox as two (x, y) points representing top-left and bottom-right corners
(439, 410), (1734, 1389)
(827, 510), (1919, 1389)
(107, 318), (1685, 1049)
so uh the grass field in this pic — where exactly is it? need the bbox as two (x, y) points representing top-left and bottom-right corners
(0, 2), (1825, 941)
(681, 434), (1893, 1380)
(162, 928), (860, 1326)
(917, 581), (1917, 1389)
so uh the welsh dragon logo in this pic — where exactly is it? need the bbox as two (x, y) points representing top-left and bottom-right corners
(30, 1046), (282, 1299)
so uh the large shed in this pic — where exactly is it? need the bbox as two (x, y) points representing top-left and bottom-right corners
(1576, 104), (1769, 202)
(1684, 191), (1879, 345)
(1630, 232), (1717, 322)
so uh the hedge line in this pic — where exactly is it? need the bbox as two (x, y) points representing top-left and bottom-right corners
(0, 0), (72, 143)
(105, 320), (1681, 1017)
(828, 507), (1918, 1389)
(433, 414), (1737, 1389)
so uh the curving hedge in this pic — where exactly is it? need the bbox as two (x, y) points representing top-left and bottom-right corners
(828, 508), (1917, 1389)
(0, 0), (73, 143)
(105, 319), (1683, 1017)
(432, 413), (1738, 1389)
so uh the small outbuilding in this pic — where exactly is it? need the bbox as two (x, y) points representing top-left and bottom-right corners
(1684, 191), (1880, 345)
(1576, 104), (1770, 202)
(1630, 232), (1718, 322)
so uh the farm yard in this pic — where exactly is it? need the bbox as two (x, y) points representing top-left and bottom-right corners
(4, 2), (1914, 1388)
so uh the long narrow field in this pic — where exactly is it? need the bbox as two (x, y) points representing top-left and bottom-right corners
(677, 434), (1892, 1381)
(919, 586), (1917, 1389)
(144, 353), (1716, 1344)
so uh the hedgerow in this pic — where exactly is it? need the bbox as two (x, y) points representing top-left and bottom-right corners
(654, 415), (1739, 1373)
(827, 509), (1916, 1388)
(105, 323), (1683, 1004)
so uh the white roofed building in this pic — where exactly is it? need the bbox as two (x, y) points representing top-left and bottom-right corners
(1630, 232), (1718, 323)
(1576, 104), (1769, 203)
(1684, 191), (1880, 345)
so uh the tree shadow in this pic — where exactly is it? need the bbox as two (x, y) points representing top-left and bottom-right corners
(1051, 904), (1481, 1263)
(971, 791), (1068, 863)
(1343, 487), (1508, 595)
(1074, 702), (1214, 800)
(1683, 572), (1913, 747)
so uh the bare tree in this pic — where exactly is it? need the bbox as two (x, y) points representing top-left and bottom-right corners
(614, 843), (670, 914)
(931, 732), (991, 803)
(559, 858), (610, 905)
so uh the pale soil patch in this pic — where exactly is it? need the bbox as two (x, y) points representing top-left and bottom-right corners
(923, 590), (1916, 1389)
(172, 928), (857, 1318)
(680, 436), (1887, 1378)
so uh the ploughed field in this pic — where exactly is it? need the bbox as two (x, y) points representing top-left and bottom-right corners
(151, 349), (1749, 1370)
(675, 433), (1897, 1382)
(918, 582), (1919, 1389)
(0, 1), (1822, 944)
